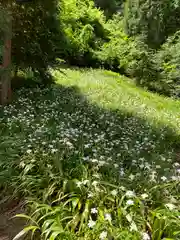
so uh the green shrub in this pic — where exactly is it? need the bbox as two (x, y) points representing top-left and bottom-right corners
(60, 0), (107, 67)
(97, 15), (180, 97)
(154, 31), (180, 97)
(96, 15), (132, 72)
(124, 0), (180, 48)
(9, 0), (63, 83)
(97, 18), (157, 86)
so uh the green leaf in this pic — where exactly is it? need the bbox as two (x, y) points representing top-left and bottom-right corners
(79, 200), (90, 231)
(32, 204), (52, 217)
(38, 210), (58, 223)
(13, 214), (38, 225)
(23, 164), (34, 175)
(13, 226), (39, 240)
(71, 197), (79, 211)
(42, 219), (54, 232)
(163, 239), (175, 240)
(173, 231), (180, 236)
(60, 216), (73, 223)
(69, 214), (81, 231)
(49, 231), (62, 240)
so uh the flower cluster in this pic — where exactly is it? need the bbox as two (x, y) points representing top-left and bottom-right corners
(0, 84), (179, 240)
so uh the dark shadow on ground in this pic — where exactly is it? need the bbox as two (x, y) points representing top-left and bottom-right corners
(17, 83), (179, 163)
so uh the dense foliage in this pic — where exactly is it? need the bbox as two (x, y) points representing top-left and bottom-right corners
(9, 0), (63, 81)
(0, 0), (177, 96)
(0, 5), (11, 78)
(59, 0), (107, 67)
(0, 1), (180, 239)
(124, 0), (180, 47)
(0, 69), (180, 240)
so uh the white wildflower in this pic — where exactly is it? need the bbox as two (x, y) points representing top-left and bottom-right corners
(51, 148), (58, 154)
(165, 203), (176, 210)
(88, 192), (93, 198)
(126, 191), (135, 198)
(91, 208), (98, 214)
(120, 169), (125, 176)
(120, 186), (125, 191)
(141, 193), (148, 199)
(156, 165), (161, 169)
(129, 174), (135, 181)
(26, 149), (32, 154)
(92, 181), (98, 186)
(142, 232), (151, 240)
(111, 189), (118, 196)
(88, 220), (96, 228)
(130, 221), (138, 231)
(83, 180), (89, 185)
(99, 161), (106, 166)
(161, 176), (167, 181)
(76, 181), (82, 188)
(171, 176), (178, 181)
(126, 200), (134, 206)
(114, 163), (118, 168)
(99, 231), (107, 240)
(91, 159), (98, 163)
(104, 213), (112, 221)
(139, 164), (144, 169)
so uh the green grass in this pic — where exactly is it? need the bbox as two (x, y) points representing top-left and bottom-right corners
(53, 68), (180, 135)
(0, 68), (180, 240)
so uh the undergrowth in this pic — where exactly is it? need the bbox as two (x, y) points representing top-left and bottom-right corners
(0, 69), (180, 240)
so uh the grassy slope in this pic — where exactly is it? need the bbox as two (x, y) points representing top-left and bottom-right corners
(0, 68), (179, 239)
(53, 68), (180, 135)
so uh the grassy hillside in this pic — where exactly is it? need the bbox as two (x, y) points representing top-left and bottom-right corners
(53, 68), (180, 134)
(0, 68), (179, 239)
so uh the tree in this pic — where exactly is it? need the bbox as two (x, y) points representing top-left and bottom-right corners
(0, 4), (12, 104)
(94, 0), (124, 17)
(10, 0), (63, 81)
(124, 0), (180, 48)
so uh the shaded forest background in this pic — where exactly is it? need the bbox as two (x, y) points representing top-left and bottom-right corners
(1, 0), (180, 97)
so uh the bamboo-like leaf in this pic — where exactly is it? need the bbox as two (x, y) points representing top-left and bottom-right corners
(78, 200), (82, 210)
(59, 216), (73, 223)
(13, 226), (39, 240)
(43, 228), (53, 240)
(23, 164), (34, 175)
(32, 204), (52, 217)
(52, 193), (71, 205)
(49, 231), (62, 240)
(79, 200), (90, 231)
(173, 231), (180, 236)
(43, 183), (57, 201)
(13, 214), (38, 225)
(69, 213), (81, 231)
(42, 219), (55, 232)
(71, 197), (79, 211)
(63, 198), (74, 207)
(38, 213), (55, 223)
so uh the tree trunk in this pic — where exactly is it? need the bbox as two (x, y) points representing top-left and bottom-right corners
(0, 37), (12, 105)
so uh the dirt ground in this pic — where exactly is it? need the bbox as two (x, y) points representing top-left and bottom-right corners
(0, 199), (25, 240)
